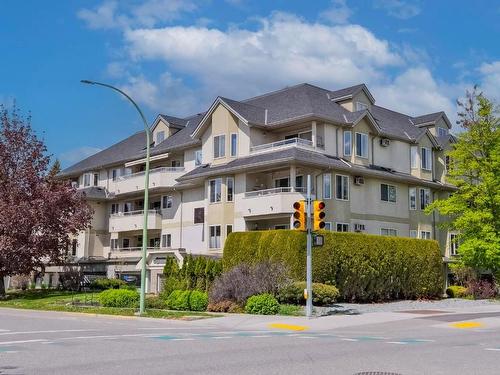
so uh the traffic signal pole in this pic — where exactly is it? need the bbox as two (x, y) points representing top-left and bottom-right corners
(306, 174), (313, 318)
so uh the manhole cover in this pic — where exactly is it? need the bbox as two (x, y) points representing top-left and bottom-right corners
(354, 372), (402, 375)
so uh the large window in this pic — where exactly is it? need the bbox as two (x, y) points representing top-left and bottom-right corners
(336, 223), (349, 232)
(209, 225), (221, 249)
(162, 234), (172, 248)
(420, 231), (431, 240)
(355, 132), (368, 158)
(209, 178), (222, 203)
(410, 146), (418, 169)
(335, 175), (349, 200)
(450, 233), (459, 255)
(421, 147), (432, 170)
(230, 133), (238, 157)
(226, 177), (234, 202)
(381, 184), (397, 203)
(381, 228), (397, 236)
(323, 174), (332, 199)
(83, 173), (91, 187)
(162, 195), (173, 209)
(112, 169), (119, 181)
(111, 203), (119, 214)
(343, 131), (352, 156)
(195, 150), (203, 166)
(420, 188), (431, 210)
(409, 187), (417, 210)
(156, 131), (165, 145)
(214, 135), (226, 158)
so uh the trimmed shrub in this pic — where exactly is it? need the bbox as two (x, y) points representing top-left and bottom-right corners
(446, 285), (468, 298)
(245, 293), (280, 315)
(278, 282), (339, 306)
(188, 290), (208, 311)
(98, 289), (139, 308)
(145, 295), (166, 309)
(91, 278), (127, 291)
(162, 256), (222, 294)
(223, 230), (443, 302)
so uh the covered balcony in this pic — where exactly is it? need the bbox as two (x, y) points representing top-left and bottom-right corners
(111, 167), (185, 195)
(109, 210), (162, 233)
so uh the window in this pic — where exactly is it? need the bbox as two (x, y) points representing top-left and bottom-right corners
(450, 233), (459, 256)
(381, 228), (397, 236)
(335, 175), (349, 200)
(150, 201), (161, 211)
(381, 184), (397, 203)
(93, 173), (99, 186)
(445, 155), (451, 172)
(226, 225), (233, 236)
(438, 127), (447, 137)
(110, 239), (118, 250)
(410, 146), (418, 169)
(123, 167), (132, 176)
(336, 223), (349, 232)
(226, 177), (234, 202)
(343, 131), (352, 156)
(420, 188), (431, 210)
(156, 131), (165, 145)
(112, 169), (119, 181)
(295, 175), (304, 189)
(162, 195), (173, 209)
(122, 238), (130, 248)
(409, 230), (418, 238)
(162, 234), (172, 248)
(123, 202), (132, 213)
(324, 222), (332, 231)
(355, 102), (368, 111)
(194, 207), (204, 224)
(209, 225), (221, 249)
(83, 173), (91, 187)
(274, 225), (289, 230)
(421, 147), (432, 170)
(420, 231), (431, 240)
(137, 236), (143, 246)
(355, 132), (369, 158)
(195, 150), (203, 166)
(150, 237), (160, 248)
(214, 135), (225, 158)
(274, 177), (289, 188)
(323, 174), (332, 199)
(409, 187), (417, 210)
(230, 133), (238, 157)
(209, 178), (222, 203)
(171, 160), (181, 168)
(111, 203), (119, 214)
(71, 239), (77, 256)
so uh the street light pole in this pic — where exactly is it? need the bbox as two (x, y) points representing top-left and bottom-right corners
(81, 80), (151, 315)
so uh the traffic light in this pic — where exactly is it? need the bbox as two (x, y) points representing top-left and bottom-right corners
(293, 200), (306, 231)
(313, 200), (326, 230)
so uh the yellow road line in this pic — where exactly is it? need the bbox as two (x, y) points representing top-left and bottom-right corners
(268, 323), (308, 331)
(450, 321), (484, 329)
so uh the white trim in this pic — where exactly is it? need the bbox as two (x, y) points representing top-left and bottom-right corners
(421, 147), (432, 171)
(324, 222), (332, 231)
(380, 183), (397, 204)
(335, 174), (349, 201)
(226, 177), (234, 202)
(381, 228), (398, 236)
(420, 230), (432, 240)
(409, 187), (417, 210)
(343, 130), (352, 157)
(213, 134), (226, 159)
(230, 133), (238, 157)
(409, 230), (418, 238)
(323, 173), (332, 200)
(355, 132), (369, 159)
(209, 224), (222, 249)
(335, 222), (349, 232)
(209, 178), (222, 203)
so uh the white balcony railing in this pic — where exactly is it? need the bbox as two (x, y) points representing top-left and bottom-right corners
(117, 167), (185, 181)
(250, 137), (314, 154)
(111, 247), (161, 252)
(110, 209), (159, 217)
(112, 167), (185, 195)
(244, 187), (306, 198)
(109, 210), (162, 232)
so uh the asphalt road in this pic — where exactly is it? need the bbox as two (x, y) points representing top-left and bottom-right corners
(0, 307), (499, 375)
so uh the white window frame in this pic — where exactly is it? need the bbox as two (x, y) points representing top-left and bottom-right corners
(355, 132), (369, 158)
(410, 146), (418, 169)
(355, 101), (368, 111)
(209, 225), (221, 249)
(83, 173), (91, 187)
(420, 230), (431, 240)
(335, 174), (349, 201)
(409, 187), (417, 210)
(162, 195), (173, 209)
(381, 228), (397, 236)
(343, 131), (352, 156)
(324, 222), (332, 231)
(110, 239), (118, 250)
(111, 203), (119, 214)
(438, 127), (447, 137)
(162, 234), (172, 248)
(421, 147), (432, 171)
(112, 169), (120, 182)
(381, 183), (397, 203)
(209, 178), (222, 203)
(336, 223), (349, 232)
(156, 130), (165, 145)
(195, 150), (203, 166)
(420, 188), (431, 210)
(230, 133), (238, 157)
(323, 173), (332, 199)
(409, 230), (418, 238)
(226, 224), (233, 236)
(226, 177), (234, 202)
(449, 233), (459, 256)
(213, 134), (226, 159)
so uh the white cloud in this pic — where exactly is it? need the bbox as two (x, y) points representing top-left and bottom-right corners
(59, 146), (102, 166)
(373, 0), (421, 19)
(78, 0), (197, 30)
(320, 0), (353, 25)
(478, 61), (500, 101)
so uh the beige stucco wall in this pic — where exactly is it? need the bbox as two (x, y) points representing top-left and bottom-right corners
(373, 137), (410, 173)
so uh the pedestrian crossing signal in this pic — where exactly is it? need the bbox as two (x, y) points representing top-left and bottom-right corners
(313, 200), (326, 230)
(293, 201), (306, 231)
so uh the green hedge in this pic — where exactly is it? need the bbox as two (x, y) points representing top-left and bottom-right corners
(164, 290), (208, 311)
(223, 230), (443, 302)
(98, 289), (139, 308)
(245, 293), (280, 315)
(446, 285), (468, 298)
(90, 278), (127, 290)
(278, 282), (339, 306)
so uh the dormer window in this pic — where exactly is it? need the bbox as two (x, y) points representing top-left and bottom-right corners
(355, 132), (369, 158)
(355, 102), (368, 111)
(438, 127), (447, 137)
(214, 135), (226, 159)
(156, 131), (165, 145)
(83, 172), (99, 187)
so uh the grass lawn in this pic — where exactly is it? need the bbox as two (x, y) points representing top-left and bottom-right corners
(0, 290), (215, 319)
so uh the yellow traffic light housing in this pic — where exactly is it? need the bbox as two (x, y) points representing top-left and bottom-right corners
(313, 200), (326, 230)
(293, 200), (306, 231)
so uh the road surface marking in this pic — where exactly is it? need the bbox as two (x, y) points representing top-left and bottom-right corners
(171, 338), (195, 341)
(268, 323), (308, 331)
(354, 336), (386, 341)
(450, 322), (484, 329)
(386, 339), (434, 345)
(0, 329), (96, 336)
(485, 348), (500, 352)
(212, 336), (232, 339)
(386, 341), (408, 345)
(0, 329), (10, 332)
(250, 335), (272, 338)
(296, 336), (318, 339)
(0, 339), (47, 345)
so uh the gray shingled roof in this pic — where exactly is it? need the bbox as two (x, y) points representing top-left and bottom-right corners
(159, 114), (188, 129)
(412, 112), (444, 126)
(328, 83), (369, 101)
(371, 105), (425, 141)
(220, 97), (267, 125)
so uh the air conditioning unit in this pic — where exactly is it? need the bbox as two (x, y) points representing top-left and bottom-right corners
(354, 223), (366, 232)
(354, 176), (365, 185)
(380, 138), (391, 147)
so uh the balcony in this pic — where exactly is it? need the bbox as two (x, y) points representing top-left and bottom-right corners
(112, 167), (185, 195)
(250, 138), (314, 154)
(109, 210), (162, 233)
(239, 187), (308, 217)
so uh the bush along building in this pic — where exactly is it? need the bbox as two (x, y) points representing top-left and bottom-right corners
(51, 83), (457, 293)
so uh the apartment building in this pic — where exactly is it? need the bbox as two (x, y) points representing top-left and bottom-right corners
(51, 83), (457, 292)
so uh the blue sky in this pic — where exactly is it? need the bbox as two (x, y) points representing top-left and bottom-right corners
(1, 0), (499, 167)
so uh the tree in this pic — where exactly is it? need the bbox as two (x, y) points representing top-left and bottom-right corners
(0, 106), (92, 296)
(427, 88), (500, 277)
